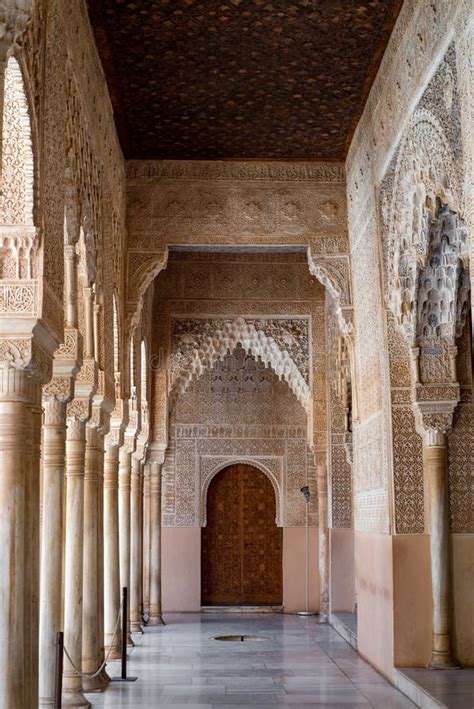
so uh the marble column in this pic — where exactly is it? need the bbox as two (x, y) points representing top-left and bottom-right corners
(317, 460), (329, 624)
(424, 432), (457, 668)
(119, 447), (134, 644)
(0, 369), (43, 708)
(39, 396), (67, 707)
(26, 394), (43, 709)
(62, 415), (91, 708)
(142, 463), (151, 622)
(95, 438), (109, 685)
(138, 463), (144, 622)
(148, 462), (164, 625)
(103, 444), (121, 659)
(130, 458), (144, 632)
(82, 425), (108, 691)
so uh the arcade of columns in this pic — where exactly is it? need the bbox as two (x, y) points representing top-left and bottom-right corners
(0, 0), (473, 708)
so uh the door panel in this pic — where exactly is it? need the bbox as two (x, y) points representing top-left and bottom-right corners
(201, 464), (282, 605)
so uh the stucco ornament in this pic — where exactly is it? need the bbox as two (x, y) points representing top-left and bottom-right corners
(170, 316), (311, 413)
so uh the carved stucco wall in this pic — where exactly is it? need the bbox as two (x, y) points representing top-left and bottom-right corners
(150, 252), (325, 528)
(163, 346), (316, 528)
(1, 0), (129, 405)
(326, 296), (353, 530)
(380, 42), (472, 534)
(346, 0), (473, 535)
(125, 160), (351, 335)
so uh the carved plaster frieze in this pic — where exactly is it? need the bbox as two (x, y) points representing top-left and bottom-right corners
(126, 160), (345, 183)
(170, 316), (311, 413)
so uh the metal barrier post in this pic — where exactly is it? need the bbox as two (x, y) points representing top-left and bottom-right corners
(54, 631), (64, 709)
(112, 587), (137, 682)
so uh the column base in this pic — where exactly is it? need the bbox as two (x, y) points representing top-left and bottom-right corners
(104, 644), (121, 661)
(127, 632), (135, 647)
(131, 620), (144, 633)
(62, 689), (91, 708)
(99, 666), (111, 686)
(318, 613), (329, 624)
(82, 674), (104, 693)
(147, 613), (165, 626)
(427, 653), (460, 670)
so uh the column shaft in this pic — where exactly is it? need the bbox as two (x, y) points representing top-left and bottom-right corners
(82, 426), (108, 691)
(317, 462), (329, 623)
(130, 458), (143, 632)
(148, 462), (164, 625)
(424, 443), (456, 668)
(39, 398), (67, 707)
(0, 378), (31, 708)
(96, 440), (109, 685)
(142, 464), (151, 621)
(25, 395), (42, 708)
(103, 445), (121, 659)
(119, 448), (134, 644)
(63, 417), (90, 707)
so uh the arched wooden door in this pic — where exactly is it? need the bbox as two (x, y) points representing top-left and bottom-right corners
(201, 464), (282, 606)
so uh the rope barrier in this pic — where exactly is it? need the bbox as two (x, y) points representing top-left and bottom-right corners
(62, 598), (123, 680)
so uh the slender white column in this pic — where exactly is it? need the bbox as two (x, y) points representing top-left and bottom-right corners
(103, 444), (121, 659)
(119, 447), (134, 644)
(130, 458), (143, 632)
(138, 463), (144, 622)
(96, 438), (109, 686)
(62, 416), (90, 707)
(148, 462), (164, 625)
(26, 395), (42, 708)
(39, 397), (67, 706)
(83, 287), (94, 359)
(64, 244), (78, 329)
(82, 425), (108, 691)
(142, 463), (151, 622)
(317, 461), (329, 624)
(0, 370), (34, 708)
(424, 435), (457, 668)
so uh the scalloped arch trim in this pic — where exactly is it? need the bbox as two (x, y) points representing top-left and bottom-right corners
(170, 317), (311, 413)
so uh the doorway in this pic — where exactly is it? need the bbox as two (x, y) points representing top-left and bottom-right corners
(201, 464), (282, 606)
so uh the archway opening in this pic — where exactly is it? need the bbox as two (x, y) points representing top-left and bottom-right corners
(201, 463), (282, 606)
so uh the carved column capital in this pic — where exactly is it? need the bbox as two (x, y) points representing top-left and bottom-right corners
(413, 399), (458, 447)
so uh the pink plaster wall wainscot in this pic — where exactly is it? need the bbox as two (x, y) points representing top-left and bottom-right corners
(162, 527), (201, 612)
(452, 534), (474, 666)
(330, 528), (355, 612)
(282, 527), (319, 613)
(392, 534), (432, 667)
(355, 532), (394, 680)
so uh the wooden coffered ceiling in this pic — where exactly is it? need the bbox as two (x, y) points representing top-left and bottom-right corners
(87, 0), (403, 160)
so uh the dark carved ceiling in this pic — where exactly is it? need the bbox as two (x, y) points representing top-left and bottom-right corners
(87, 0), (403, 160)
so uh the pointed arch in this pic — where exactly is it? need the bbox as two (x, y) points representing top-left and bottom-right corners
(0, 56), (35, 227)
(170, 317), (311, 413)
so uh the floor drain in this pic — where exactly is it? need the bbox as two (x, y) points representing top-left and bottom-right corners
(214, 634), (268, 642)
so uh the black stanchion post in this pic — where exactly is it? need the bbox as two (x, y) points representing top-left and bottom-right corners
(121, 586), (127, 680)
(112, 586), (137, 682)
(54, 631), (63, 709)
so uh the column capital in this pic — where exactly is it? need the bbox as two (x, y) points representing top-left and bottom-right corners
(0, 319), (58, 393)
(413, 399), (458, 446)
(147, 443), (167, 465)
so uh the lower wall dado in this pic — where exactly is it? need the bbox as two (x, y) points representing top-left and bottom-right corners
(452, 535), (474, 665)
(330, 528), (355, 613)
(161, 527), (319, 613)
(355, 532), (394, 680)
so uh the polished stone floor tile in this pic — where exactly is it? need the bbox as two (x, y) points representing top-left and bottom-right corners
(86, 613), (415, 708)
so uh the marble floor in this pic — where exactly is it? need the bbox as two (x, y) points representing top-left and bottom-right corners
(86, 613), (415, 708)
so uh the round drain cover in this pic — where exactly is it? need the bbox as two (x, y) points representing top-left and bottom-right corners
(214, 634), (268, 642)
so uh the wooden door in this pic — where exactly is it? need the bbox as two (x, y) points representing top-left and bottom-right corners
(201, 464), (282, 606)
